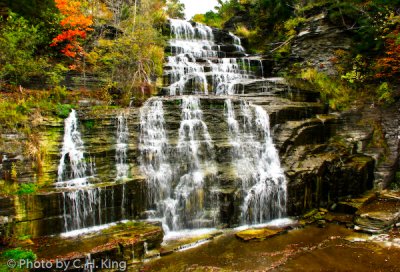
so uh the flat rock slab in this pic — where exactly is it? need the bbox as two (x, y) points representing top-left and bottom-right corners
(336, 191), (377, 214)
(354, 191), (400, 233)
(25, 221), (163, 263)
(236, 228), (285, 241)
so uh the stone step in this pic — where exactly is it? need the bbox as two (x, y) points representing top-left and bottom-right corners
(27, 221), (163, 267)
(354, 191), (400, 233)
(12, 177), (147, 237)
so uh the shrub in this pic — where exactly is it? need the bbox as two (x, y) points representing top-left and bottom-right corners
(389, 171), (400, 190)
(2, 248), (36, 262)
(17, 235), (32, 241)
(300, 68), (352, 110)
(83, 120), (95, 130)
(55, 104), (73, 118)
(16, 183), (37, 195)
(376, 82), (395, 105)
(235, 25), (252, 38)
(284, 17), (306, 36)
(50, 86), (68, 103)
(0, 13), (48, 86)
(46, 64), (68, 87)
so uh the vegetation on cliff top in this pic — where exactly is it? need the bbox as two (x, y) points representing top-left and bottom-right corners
(0, 0), (183, 105)
(193, 0), (400, 109)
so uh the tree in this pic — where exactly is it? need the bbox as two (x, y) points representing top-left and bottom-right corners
(50, 0), (93, 59)
(375, 27), (400, 80)
(6, 0), (57, 21)
(166, 0), (185, 19)
(86, 0), (166, 103)
(0, 13), (47, 86)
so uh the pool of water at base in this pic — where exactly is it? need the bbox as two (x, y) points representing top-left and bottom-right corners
(139, 224), (400, 272)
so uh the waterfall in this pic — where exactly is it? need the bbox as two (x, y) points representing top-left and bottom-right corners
(259, 60), (264, 78)
(139, 98), (175, 230)
(242, 105), (287, 223)
(139, 99), (172, 204)
(63, 188), (102, 231)
(167, 55), (209, 96)
(56, 110), (105, 233)
(149, 19), (286, 230)
(165, 19), (261, 95)
(210, 58), (251, 95)
(140, 97), (218, 231)
(55, 19), (286, 235)
(229, 32), (246, 53)
(225, 99), (287, 223)
(116, 113), (129, 179)
(57, 109), (89, 186)
(174, 96), (218, 229)
(169, 19), (215, 57)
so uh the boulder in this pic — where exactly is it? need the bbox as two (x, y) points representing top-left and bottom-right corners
(354, 191), (400, 233)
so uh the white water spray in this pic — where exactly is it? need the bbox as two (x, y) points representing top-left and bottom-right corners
(116, 113), (129, 179)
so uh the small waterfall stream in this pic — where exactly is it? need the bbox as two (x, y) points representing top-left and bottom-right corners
(116, 113), (129, 179)
(139, 98), (173, 220)
(225, 100), (287, 223)
(57, 110), (102, 232)
(57, 109), (89, 186)
(174, 96), (218, 229)
(229, 32), (246, 53)
(139, 97), (218, 231)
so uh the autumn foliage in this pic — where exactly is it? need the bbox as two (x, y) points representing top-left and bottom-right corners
(50, 0), (93, 59)
(375, 27), (400, 80)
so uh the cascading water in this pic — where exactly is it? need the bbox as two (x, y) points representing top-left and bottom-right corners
(116, 113), (129, 179)
(165, 19), (262, 95)
(243, 105), (287, 222)
(56, 110), (104, 232)
(62, 188), (102, 231)
(174, 96), (218, 229)
(139, 97), (218, 231)
(139, 99), (175, 229)
(116, 112), (129, 218)
(167, 19), (215, 95)
(55, 19), (285, 236)
(137, 19), (287, 232)
(229, 32), (246, 53)
(225, 99), (287, 223)
(210, 58), (250, 95)
(57, 109), (89, 186)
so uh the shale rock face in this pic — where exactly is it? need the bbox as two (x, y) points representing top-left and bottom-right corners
(290, 12), (353, 76)
(0, 85), (384, 238)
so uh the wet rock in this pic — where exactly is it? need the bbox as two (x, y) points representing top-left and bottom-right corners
(31, 221), (163, 265)
(236, 228), (285, 241)
(285, 141), (375, 216)
(334, 192), (376, 214)
(317, 220), (326, 228)
(324, 213), (354, 226)
(354, 191), (400, 233)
